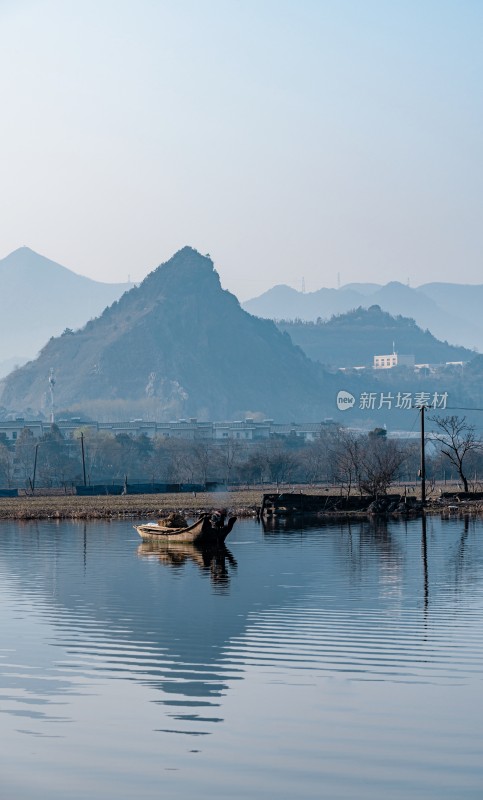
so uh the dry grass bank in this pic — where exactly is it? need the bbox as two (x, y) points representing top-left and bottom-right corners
(0, 489), (264, 521)
(0, 482), (476, 521)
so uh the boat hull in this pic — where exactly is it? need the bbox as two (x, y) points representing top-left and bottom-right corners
(134, 515), (236, 545)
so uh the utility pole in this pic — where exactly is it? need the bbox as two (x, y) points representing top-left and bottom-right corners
(32, 443), (39, 493)
(420, 404), (427, 505)
(48, 369), (55, 425)
(80, 432), (87, 487)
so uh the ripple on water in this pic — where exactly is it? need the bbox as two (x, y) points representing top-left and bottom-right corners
(0, 516), (482, 799)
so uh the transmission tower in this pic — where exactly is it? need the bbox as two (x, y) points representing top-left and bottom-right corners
(48, 369), (56, 424)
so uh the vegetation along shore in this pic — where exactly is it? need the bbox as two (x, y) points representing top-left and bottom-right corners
(0, 485), (482, 521)
(0, 490), (262, 521)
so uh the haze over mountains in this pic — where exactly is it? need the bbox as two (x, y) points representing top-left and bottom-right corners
(278, 306), (473, 368)
(243, 281), (483, 352)
(1, 244), (483, 428)
(0, 248), (331, 421)
(0, 247), (130, 375)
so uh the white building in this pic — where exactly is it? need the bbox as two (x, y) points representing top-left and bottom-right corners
(373, 353), (415, 369)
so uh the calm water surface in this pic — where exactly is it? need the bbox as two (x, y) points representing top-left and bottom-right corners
(0, 515), (482, 799)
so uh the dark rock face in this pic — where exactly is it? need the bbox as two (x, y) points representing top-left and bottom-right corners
(0, 247), (332, 421)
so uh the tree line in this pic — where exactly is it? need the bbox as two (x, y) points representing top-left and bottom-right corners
(0, 416), (481, 494)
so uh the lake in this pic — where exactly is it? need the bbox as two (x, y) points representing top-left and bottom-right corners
(0, 515), (482, 799)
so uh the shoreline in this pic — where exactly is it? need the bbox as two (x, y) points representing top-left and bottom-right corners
(0, 490), (262, 521)
(0, 487), (481, 521)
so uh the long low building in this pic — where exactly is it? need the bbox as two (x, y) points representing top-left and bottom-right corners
(0, 417), (337, 444)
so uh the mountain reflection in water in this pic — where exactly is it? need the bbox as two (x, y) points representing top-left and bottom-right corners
(0, 516), (482, 800)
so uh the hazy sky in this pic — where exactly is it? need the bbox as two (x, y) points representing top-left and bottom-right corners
(1, 0), (482, 299)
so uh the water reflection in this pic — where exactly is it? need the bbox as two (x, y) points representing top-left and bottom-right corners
(137, 541), (237, 590)
(262, 512), (483, 617)
(0, 517), (483, 799)
(263, 514), (406, 581)
(421, 513), (429, 612)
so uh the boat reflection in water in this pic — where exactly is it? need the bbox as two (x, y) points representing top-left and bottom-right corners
(137, 540), (237, 589)
(1, 516), (483, 799)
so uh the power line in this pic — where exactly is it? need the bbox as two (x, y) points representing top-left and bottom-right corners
(445, 406), (483, 412)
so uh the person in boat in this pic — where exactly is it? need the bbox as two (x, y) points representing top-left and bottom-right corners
(210, 509), (227, 528)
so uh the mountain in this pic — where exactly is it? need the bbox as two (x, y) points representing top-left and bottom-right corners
(243, 281), (483, 351)
(244, 284), (367, 321)
(0, 247), (130, 364)
(277, 306), (473, 368)
(0, 247), (332, 422)
(418, 282), (483, 333)
(339, 283), (382, 295)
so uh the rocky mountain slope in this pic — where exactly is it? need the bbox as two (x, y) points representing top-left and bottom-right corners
(0, 248), (332, 421)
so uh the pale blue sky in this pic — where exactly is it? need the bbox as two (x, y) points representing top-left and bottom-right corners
(1, 0), (482, 299)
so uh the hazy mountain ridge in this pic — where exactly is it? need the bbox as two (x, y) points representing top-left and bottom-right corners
(1, 247), (482, 429)
(0, 247), (333, 421)
(0, 247), (131, 369)
(244, 280), (483, 351)
(277, 306), (473, 368)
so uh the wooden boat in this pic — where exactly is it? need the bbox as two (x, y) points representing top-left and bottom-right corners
(134, 513), (236, 544)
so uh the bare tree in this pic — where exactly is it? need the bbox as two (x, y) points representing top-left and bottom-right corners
(358, 435), (407, 497)
(0, 442), (14, 488)
(190, 440), (215, 485)
(262, 440), (298, 487)
(79, 430), (122, 483)
(154, 437), (194, 483)
(300, 429), (335, 485)
(215, 439), (245, 486)
(331, 429), (362, 497)
(14, 427), (37, 486)
(236, 445), (266, 486)
(37, 425), (77, 488)
(432, 415), (481, 493)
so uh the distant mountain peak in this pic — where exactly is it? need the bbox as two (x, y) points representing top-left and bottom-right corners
(1, 246), (77, 276)
(12, 245), (35, 254)
(150, 246), (215, 276)
(171, 245), (212, 262)
(143, 246), (222, 298)
(3, 245), (47, 263)
(0, 248), (131, 363)
(0, 247), (329, 421)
